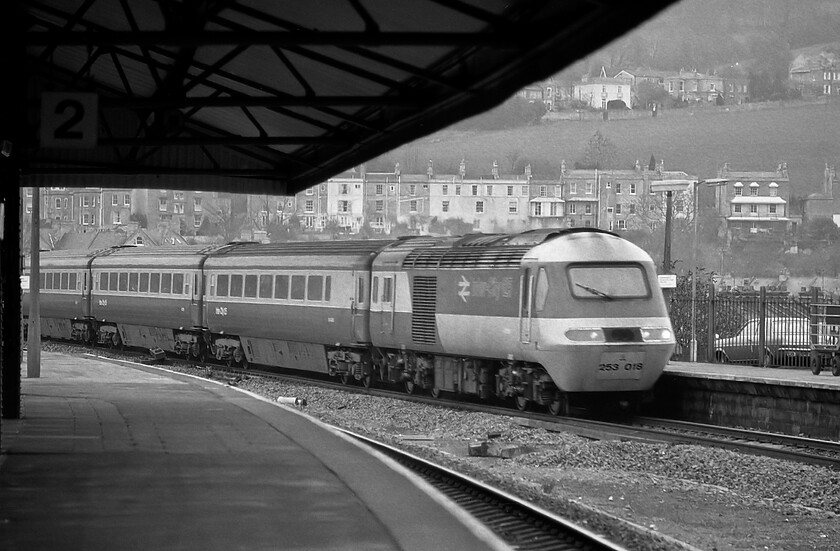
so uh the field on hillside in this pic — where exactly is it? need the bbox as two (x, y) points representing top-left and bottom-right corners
(374, 101), (840, 196)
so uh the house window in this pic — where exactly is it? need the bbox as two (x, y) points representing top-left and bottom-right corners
(734, 204), (742, 213)
(194, 197), (202, 211)
(521, 185), (528, 196)
(174, 203), (184, 214)
(112, 211), (122, 225)
(409, 184), (416, 196)
(750, 186), (758, 197)
(615, 183), (621, 194)
(158, 199), (167, 211)
(442, 185), (449, 195)
(585, 204), (592, 215)
(339, 201), (350, 213)
(507, 185), (514, 196)
(509, 201), (518, 214)
(376, 184), (384, 195)
(174, 191), (184, 201)
(539, 185), (547, 197)
(734, 186), (743, 197)
(568, 203), (576, 214)
(533, 202), (542, 216)
(112, 194), (118, 206)
(124, 194), (131, 206)
(475, 201), (484, 213)
(606, 180), (611, 189)
(615, 204), (622, 214)
(550, 202), (559, 216)
(569, 183), (577, 194)
(630, 183), (637, 195)
(409, 200), (417, 212)
(340, 183), (349, 194)
(455, 185), (461, 196)
(750, 204), (758, 214)
(486, 185), (493, 196)
(629, 203), (636, 214)
(305, 200), (314, 212)
(618, 220), (626, 230)
(471, 185), (478, 196)
(442, 201), (449, 212)
(54, 198), (61, 208)
(306, 187), (314, 195)
(375, 200), (384, 212)
(585, 182), (593, 194)
(194, 215), (202, 227)
(769, 205), (777, 214)
(770, 187), (777, 197)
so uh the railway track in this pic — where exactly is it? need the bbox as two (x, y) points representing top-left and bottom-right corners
(341, 429), (631, 551)
(50, 342), (840, 470)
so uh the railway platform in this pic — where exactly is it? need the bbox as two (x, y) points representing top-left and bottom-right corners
(656, 360), (840, 440)
(0, 351), (510, 551)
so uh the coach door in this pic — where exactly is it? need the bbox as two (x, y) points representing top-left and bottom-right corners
(519, 268), (533, 343)
(372, 272), (396, 335)
(351, 272), (369, 343)
(190, 271), (203, 327)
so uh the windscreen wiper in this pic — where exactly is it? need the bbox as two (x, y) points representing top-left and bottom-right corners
(575, 282), (614, 300)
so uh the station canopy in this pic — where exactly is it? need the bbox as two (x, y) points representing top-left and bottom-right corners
(18, 0), (676, 196)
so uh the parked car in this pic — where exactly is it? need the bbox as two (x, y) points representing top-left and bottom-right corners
(714, 317), (810, 366)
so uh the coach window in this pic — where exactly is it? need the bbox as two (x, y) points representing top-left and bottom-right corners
(110, 272), (120, 291)
(39, 272), (46, 288)
(139, 273), (149, 293)
(118, 272), (128, 292)
(129, 273), (139, 292)
(382, 277), (393, 303)
(173, 273), (184, 294)
(372, 277), (379, 304)
(216, 274), (229, 297)
(274, 275), (289, 299)
(230, 274), (243, 297)
(244, 274), (258, 298)
(43, 272), (52, 289)
(259, 275), (273, 299)
(161, 273), (172, 294)
(60, 272), (69, 290)
(291, 275), (306, 300)
(69, 273), (77, 291)
(150, 273), (161, 293)
(534, 268), (549, 313)
(324, 276), (332, 302)
(307, 275), (323, 301)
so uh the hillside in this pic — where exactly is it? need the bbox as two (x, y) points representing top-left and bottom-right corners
(372, 101), (840, 197)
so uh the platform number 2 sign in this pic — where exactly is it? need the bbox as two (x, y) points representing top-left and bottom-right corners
(40, 92), (98, 148)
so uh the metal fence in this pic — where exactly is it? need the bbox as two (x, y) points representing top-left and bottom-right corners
(669, 287), (840, 367)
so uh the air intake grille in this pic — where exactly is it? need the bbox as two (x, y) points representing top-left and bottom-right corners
(411, 276), (437, 345)
(403, 247), (529, 269)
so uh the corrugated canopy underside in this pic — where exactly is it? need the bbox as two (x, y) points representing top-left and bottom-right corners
(16, 0), (676, 195)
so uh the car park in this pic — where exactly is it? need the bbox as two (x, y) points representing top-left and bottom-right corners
(714, 317), (810, 367)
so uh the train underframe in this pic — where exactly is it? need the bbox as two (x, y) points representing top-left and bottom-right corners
(43, 320), (642, 416)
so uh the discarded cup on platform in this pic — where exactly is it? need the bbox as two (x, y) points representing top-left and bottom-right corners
(276, 396), (307, 406)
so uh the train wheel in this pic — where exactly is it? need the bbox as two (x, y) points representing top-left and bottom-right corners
(404, 380), (416, 394)
(514, 396), (530, 411)
(225, 357), (234, 368)
(831, 356), (840, 377)
(430, 387), (443, 399)
(548, 396), (568, 416)
(340, 373), (352, 385)
(239, 356), (249, 370)
(110, 332), (123, 351)
(361, 373), (374, 388)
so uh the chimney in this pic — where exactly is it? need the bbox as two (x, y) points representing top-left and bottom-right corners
(524, 164), (532, 179)
(459, 158), (466, 178)
(561, 159), (566, 175)
(427, 159), (434, 178)
(394, 162), (400, 176)
(492, 160), (499, 179)
(657, 159), (664, 175)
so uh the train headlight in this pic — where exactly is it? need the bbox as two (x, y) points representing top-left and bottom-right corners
(641, 327), (673, 342)
(565, 328), (605, 342)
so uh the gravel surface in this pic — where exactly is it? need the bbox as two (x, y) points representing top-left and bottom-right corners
(53, 346), (840, 550)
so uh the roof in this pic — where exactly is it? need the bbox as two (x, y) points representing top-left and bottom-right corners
(11, 0), (676, 196)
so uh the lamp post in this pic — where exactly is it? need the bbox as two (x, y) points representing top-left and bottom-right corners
(651, 178), (728, 362)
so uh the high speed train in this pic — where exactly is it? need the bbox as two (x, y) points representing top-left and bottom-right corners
(23, 228), (675, 415)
